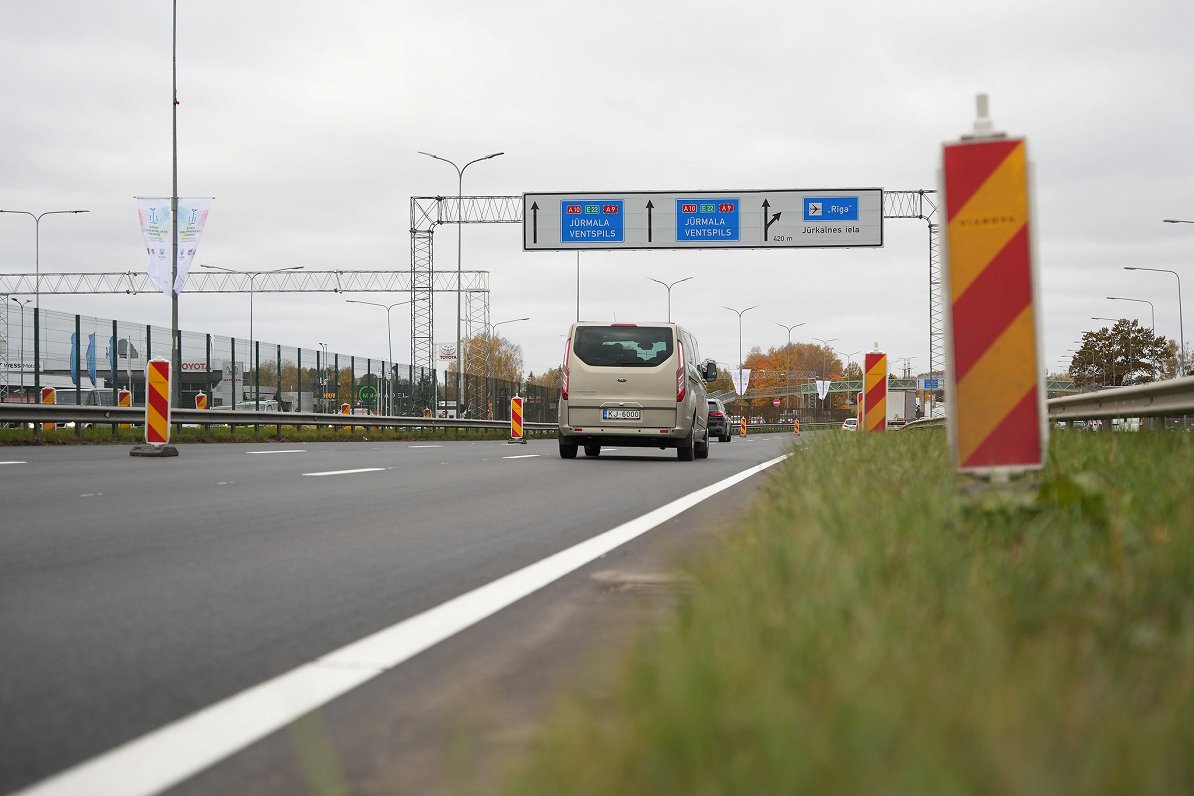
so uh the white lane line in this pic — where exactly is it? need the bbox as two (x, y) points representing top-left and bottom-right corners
(408, 445), (442, 449)
(0, 461), (28, 465)
(14, 453), (790, 796)
(246, 450), (306, 455)
(300, 468), (386, 478)
(79, 493), (104, 498)
(502, 454), (540, 460)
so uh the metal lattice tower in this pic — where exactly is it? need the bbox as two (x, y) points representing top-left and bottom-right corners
(880, 190), (942, 395)
(410, 196), (521, 409)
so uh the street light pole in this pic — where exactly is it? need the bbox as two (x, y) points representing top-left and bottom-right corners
(1092, 317), (1128, 385)
(0, 209), (90, 313)
(1125, 265), (1185, 377)
(318, 341), (329, 411)
(1107, 296), (1155, 378)
(0, 209), (89, 399)
(347, 299), (412, 415)
(418, 149), (504, 415)
(723, 305), (758, 402)
(647, 276), (693, 322)
(811, 337), (838, 419)
(774, 321), (805, 411)
(10, 298), (31, 396)
(201, 264), (303, 408)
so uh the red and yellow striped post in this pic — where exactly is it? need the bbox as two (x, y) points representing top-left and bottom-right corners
(739, 416), (747, 437)
(857, 391), (863, 425)
(40, 387), (56, 432)
(194, 392), (208, 410)
(793, 418), (800, 435)
(144, 358), (171, 445)
(119, 388), (132, 429)
(509, 394), (525, 443)
(942, 109), (1046, 474)
(863, 353), (887, 433)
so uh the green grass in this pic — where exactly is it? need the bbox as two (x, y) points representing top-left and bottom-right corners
(503, 430), (1194, 795)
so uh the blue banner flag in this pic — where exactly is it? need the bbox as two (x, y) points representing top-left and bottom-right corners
(87, 333), (97, 386)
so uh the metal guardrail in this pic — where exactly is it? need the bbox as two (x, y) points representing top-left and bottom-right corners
(898, 375), (1194, 430)
(0, 404), (557, 433)
(1047, 376), (1194, 422)
(0, 404), (811, 438)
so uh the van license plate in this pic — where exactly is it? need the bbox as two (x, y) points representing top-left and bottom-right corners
(602, 409), (641, 420)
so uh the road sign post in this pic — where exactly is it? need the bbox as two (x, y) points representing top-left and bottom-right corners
(941, 96), (1046, 476)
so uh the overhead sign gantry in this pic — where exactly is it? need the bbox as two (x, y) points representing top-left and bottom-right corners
(522, 189), (883, 250)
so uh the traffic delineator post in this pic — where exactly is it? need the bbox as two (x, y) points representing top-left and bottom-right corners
(863, 352), (888, 433)
(509, 394), (526, 444)
(118, 389), (132, 429)
(340, 402), (350, 431)
(194, 392), (207, 410)
(941, 95), (1046, 475)
(740, 417), (747, 437)
(793, 418), (800, 435)
(130, 358), (178, 457)
(40, 387), (56, 432)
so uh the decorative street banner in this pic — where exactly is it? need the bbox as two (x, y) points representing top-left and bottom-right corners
(941, 132), (1046, 475)
(731, 368), (751, 396)
(136, 197), (213, 295)
(815, 379), (832, 401)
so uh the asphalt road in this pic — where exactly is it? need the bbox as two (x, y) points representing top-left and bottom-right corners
(0, 434), (798, 795)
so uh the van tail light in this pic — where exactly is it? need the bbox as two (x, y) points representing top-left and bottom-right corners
(561, 340), (571, 400)
(676, 339), (686, 403)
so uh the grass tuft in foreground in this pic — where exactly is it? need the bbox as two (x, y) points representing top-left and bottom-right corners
(504, 430), (1194, 795)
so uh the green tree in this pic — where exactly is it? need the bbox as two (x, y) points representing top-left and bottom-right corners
(1069, 319), (1170, 389)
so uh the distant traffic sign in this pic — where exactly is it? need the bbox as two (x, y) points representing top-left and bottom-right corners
(523, 189), (883, 250)
(561, 199), (624, 242)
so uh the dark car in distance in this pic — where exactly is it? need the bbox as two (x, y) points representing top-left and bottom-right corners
(707, 398), (731, 442)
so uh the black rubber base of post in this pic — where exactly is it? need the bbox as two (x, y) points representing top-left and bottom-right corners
(129, 445), (180, 457)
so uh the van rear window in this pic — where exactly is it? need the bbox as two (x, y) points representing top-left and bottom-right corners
(573, 326), (674, 367)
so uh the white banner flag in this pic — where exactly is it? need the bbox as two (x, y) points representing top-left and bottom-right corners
(731, 368), (751, 395)
(136, 197), (213, 295)
(816, 379), (832, 401)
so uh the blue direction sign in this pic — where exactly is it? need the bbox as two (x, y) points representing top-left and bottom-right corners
(803, 196), (859, 221)
(676, 198), (740, 241)
(561, 199), (624, 243)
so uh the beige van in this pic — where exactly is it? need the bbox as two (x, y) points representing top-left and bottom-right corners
(557, 322), (717, 460)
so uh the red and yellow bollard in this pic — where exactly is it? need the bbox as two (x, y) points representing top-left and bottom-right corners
(509, 394), (525, 444)
(194, 392), (208, 410)
(144, 359), (171, 445)
(740, 416), (747, 438)
(40, 387), (56, 432)
(793, 418), (800, 435)
(119, 388), (132, 429)
(863, 353), (888, 433)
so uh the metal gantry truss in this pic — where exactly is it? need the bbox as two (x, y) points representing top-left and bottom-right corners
(0, 269), (490, 403)
(408, 192), (941, 413)
(0, 269), (490, 295)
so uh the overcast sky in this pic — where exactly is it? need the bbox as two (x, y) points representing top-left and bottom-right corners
(2, 0), (1192, 380)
